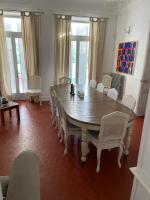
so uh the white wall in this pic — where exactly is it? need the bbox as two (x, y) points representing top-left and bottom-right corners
(114, 0), (150, 115)
(130, 86), (150, 200)
(102, 16), (117, 74)
(40, 13), (55, 101)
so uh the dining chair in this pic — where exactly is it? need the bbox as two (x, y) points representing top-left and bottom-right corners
(87, 111), (129, 173)
(101, 74), (112, 89)
(107, 88), (118, 100)
(122, 95), (136, 111)
(55, 97), (81, 155)
(89, 80), (97, 88)
(49, 87), (57, 126)
(96, 83), (104, 93)
(26, 75), (42, 105)
(51, 90), (60, 130)
(59, 77), (71, 84)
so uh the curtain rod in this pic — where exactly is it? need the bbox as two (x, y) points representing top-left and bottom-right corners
(0, 9), (44, 14)
(53, 13), (109, 20)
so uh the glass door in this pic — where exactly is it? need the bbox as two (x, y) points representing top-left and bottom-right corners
(69, 21), (89, 87)
(69, 39), (89, 86)
(6, 34), (27, 99)
(79, 41), (89, 86)
(15, 38), (27, 94)
(4, 16), (27, 99)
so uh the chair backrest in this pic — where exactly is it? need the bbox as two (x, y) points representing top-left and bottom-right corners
(122, 95), (136, 111)
(49, 87), (56, 110)
(59, 77), (71, 84)
(89, 80), (97, 88)
(28, 75), (41, 90)
(96, 83), (104, 93)
(55, 96), (67, 130)
(6, 151), (40, 200)
(102, 75), (112, 89)
(107, 88), (118, 100)
(110, 72), (125, 100)
(99, 111), (129, 143)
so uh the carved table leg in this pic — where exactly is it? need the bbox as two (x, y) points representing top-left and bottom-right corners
(81, 128), (89, 162)
(16, 106), (20, 121)
(1, 111), (5, 126)
(124, 125), (133, 155)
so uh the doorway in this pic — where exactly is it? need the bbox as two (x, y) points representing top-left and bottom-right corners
(4, 17), (27, 99)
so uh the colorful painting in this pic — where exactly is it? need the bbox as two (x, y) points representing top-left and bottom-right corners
(116, 41), (137, 75)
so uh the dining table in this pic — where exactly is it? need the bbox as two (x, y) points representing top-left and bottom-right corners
(52, 84), (136, 162)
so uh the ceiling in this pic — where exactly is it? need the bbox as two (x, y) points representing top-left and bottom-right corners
(0, 0), (136, 15)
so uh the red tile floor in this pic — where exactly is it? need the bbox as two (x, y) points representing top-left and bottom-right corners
(0, 101), (144, 200)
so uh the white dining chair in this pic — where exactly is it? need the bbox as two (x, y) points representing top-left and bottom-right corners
(51, 90), (60, 131)
(26, 75), (42, 105)
(87, 111), (129, 173)
(55, 97), (81, 155)
(49, 87), (57, 126)
(89, 80), (97, 88)
(59, 77), (71, 84)
(122, 95), (136, 111)
(107, 88), (118, 100)
(96, 83), (104, 93)
(101, 74), (112, 89)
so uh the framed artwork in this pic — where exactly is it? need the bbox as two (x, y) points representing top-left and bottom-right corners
(116, 41), (137, 75)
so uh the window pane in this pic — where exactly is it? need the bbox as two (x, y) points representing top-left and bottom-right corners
(79, 41), (89, 86)
(71, 22), (89, 36)
(6, 37), (17, 93)
(15, 38), (27, 93)
(4, 17), (21, 32)
(69, 41), (76, 84)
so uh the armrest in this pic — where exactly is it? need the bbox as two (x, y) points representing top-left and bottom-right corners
(0, 176), (9, 198)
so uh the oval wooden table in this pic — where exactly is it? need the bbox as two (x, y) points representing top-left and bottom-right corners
(53, 84), (136, 162)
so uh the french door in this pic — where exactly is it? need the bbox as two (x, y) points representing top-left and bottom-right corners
(6, 32), (27, 99)
(69, 36), (89, 86)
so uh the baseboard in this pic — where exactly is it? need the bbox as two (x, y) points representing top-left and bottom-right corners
(130, 167), (150, 194)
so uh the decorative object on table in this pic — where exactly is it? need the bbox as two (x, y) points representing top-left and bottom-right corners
(70, 83), (75, 96)
(77, 85), (84, 98)
(0, 97), (8, 105)
(116, 41), (138, 75)
(77, 90), (84, 98)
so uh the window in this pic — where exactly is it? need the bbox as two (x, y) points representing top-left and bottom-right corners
(4, 16), (27, 97)
(69, 18), (89, 87)
(4, 17), (21, 32)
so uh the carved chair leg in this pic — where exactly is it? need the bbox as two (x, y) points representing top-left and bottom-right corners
(118, 146), (123, 168)
(96, 148), (102, 173)
(64, 133), (68, 155)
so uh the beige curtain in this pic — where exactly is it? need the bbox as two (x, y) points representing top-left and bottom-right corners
(88, 18), (107, 82)
(21, 13), (41, 81)
(0, 15), (11, 98)
(54, 15), (71, 84)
